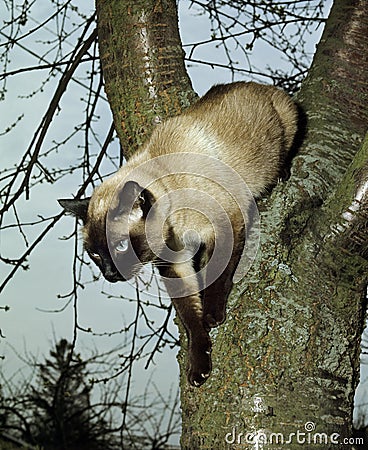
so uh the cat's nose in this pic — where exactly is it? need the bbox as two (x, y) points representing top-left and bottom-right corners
(104, 273), (119, 283)
(103, 267), (125, 283)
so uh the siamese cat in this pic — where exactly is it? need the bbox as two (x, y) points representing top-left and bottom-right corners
(59, 82), (298, 387)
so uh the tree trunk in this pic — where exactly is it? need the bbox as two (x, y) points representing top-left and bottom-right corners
(95, 0), (368, 448)
(180, 1), (368, 448)
(95, 0), (196, 160)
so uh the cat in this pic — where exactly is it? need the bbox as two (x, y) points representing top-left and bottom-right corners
(59, 82), (298, 386)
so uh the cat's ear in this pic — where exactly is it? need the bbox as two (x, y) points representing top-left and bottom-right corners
(116, 181), (154, 218)
(58, 198), (91, 223)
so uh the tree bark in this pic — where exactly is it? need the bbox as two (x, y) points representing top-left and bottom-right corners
(180, 1), (368, 449)
(95, 0), (368, 448)
(96, 0), (196, 160)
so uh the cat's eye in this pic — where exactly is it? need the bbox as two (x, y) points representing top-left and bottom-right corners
(116, 238), (129, 253)
(89, 251), (100, 260)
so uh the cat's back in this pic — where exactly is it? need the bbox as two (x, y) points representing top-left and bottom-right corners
(147, 82), (298, 196)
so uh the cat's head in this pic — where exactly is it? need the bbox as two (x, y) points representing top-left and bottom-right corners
(58, 179), (165, 283)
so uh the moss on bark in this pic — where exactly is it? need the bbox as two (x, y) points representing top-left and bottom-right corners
(96, 0), (196, 159)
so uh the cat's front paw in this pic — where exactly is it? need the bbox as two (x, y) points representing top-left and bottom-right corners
(187, 339), (212, 387)
(203, 309), (225, 330)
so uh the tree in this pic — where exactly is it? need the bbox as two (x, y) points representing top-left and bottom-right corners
(0, 339), (181, 449)
(4, 339), (120, 450)
(95, 0), (367, 449)
(1, 0), (367, 449)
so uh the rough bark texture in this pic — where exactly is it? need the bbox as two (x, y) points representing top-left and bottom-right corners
(96, 0), (197, 159)
(179, 1), (368, 449)
(95, 0), (368, 448)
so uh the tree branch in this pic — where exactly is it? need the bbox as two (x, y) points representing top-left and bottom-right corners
(96, 0), (197, 159)
(324, 132), (368, 259)
(0, 24), (97, 216)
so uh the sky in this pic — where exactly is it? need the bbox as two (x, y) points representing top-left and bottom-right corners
(2, 0), (366, 443)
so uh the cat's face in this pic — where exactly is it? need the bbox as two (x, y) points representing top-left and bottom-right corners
(58, 180), (165, 283)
